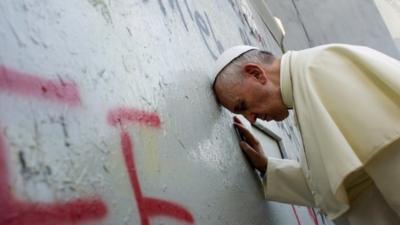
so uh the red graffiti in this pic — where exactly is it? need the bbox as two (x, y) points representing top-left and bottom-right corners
(0, 129), (107, 225)
(291, 205), (320, 225)
(0, 65), (106, 224)
(107, 107), (161, 128)
(108, 108), (194, 225)
(291, 205), (302, 225)
(121, 131), (194, 224)
(0, 65), (80, 106)
(307, 208), (319, 225)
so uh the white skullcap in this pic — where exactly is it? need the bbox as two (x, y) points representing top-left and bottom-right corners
(211, 45), (259, 87)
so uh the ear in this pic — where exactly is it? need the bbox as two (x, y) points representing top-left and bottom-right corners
(242, 63), (267, 84)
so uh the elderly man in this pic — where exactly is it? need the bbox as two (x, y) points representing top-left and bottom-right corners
(212, 44), (400, 225)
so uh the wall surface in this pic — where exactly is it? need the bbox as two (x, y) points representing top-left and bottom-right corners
(266, 0), (400, 59)
(0, 0), (333, 225)
(374, 0), (400, 51)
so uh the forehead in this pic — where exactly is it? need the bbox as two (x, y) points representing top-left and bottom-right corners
(214, 79), (244, 111)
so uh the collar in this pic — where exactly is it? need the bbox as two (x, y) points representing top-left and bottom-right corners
(280, 51), (294, 109)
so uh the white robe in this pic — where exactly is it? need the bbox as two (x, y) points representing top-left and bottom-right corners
(263, 44), (400, 222)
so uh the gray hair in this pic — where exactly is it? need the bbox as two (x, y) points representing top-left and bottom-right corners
(215, 49), (275, 88)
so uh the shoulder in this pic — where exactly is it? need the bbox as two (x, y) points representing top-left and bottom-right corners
(292, 44), (378, 68)
(301, 44), (383, 61)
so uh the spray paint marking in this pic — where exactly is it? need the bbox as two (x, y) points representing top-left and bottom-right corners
(0, 129), (107, 225)
(0, 66), (106, 224)
(307, 208), (319, 225)
(121, 131), (194, 225)
(0, 65), (81, 106)
(108, 108), (194, 225)
(143, 0), (224, 60)
(291, 205), (321, 225)
(108, 107), (161, 128)
(291, 205), (302, 225)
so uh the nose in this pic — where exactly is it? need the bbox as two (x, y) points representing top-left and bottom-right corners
(244, 112), (257, 124)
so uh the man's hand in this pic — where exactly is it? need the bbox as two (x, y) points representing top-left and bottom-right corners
(233, 116), (268, 174)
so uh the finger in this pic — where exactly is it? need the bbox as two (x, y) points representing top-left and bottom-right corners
(233, 116), (243, 124)
(239, 141), (260, 162)
(234, 122), (259, 146)
(240, 141), (267, 172)
(234, 122), (258, 145)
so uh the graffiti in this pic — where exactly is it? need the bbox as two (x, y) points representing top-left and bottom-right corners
(141, 0), (272, 59)
(291, 205), (302, 225)
(203, 11), (224, 55)
(316, 209), (327, 225)
(228, 0), (267, 47)
(0, 131), (107, 225)
(168, 0), (189, 31)
(143, 0), (224, 60)
(156, 0), (167, 15)
(307, 208), (320, 225)
(108, 107), (194, 225)
(0, 65), (81, 106)
(194, 11), (219, 60)
(107, 107), (161, 128)
(183, 0), (193, 20)
(0, 66), (107, 225)
(291, 205), (325, 225)
(0, 65), (194, 224)
(87, 0), (113, 24)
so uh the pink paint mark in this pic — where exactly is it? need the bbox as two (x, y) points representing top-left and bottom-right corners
(0, 65), (81, 106)
(110, 108), (193, 225)
(291, 205), (302, 225)
(0, 128), (11, 200)
(143, 197), (193, 221)
(0, 130), (107, 225)
(120, 131), (194, 225)
(108, 107), (161, 128)
(307, 208), (319, 225)
(1, 199), (107, 225)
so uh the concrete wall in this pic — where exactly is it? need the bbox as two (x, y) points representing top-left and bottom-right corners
(266, 0), (400, 59)
(374, 0), (400, 51)
(0, 0), (332, 225)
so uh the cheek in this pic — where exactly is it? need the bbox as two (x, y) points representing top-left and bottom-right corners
(268, 101), (285, 116)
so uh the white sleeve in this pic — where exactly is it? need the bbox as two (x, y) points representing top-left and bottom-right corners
(263, 157), (316, 207)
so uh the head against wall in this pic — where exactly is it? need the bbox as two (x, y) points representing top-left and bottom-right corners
(212, 46), (289, 123)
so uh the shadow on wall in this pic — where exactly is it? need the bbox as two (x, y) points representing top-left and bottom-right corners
(160, 68), (223, 152)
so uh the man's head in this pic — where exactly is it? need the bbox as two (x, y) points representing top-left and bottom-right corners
(212, 46), (289, 123)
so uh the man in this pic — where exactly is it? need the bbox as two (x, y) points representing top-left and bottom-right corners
(212, 44), (400, 225)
